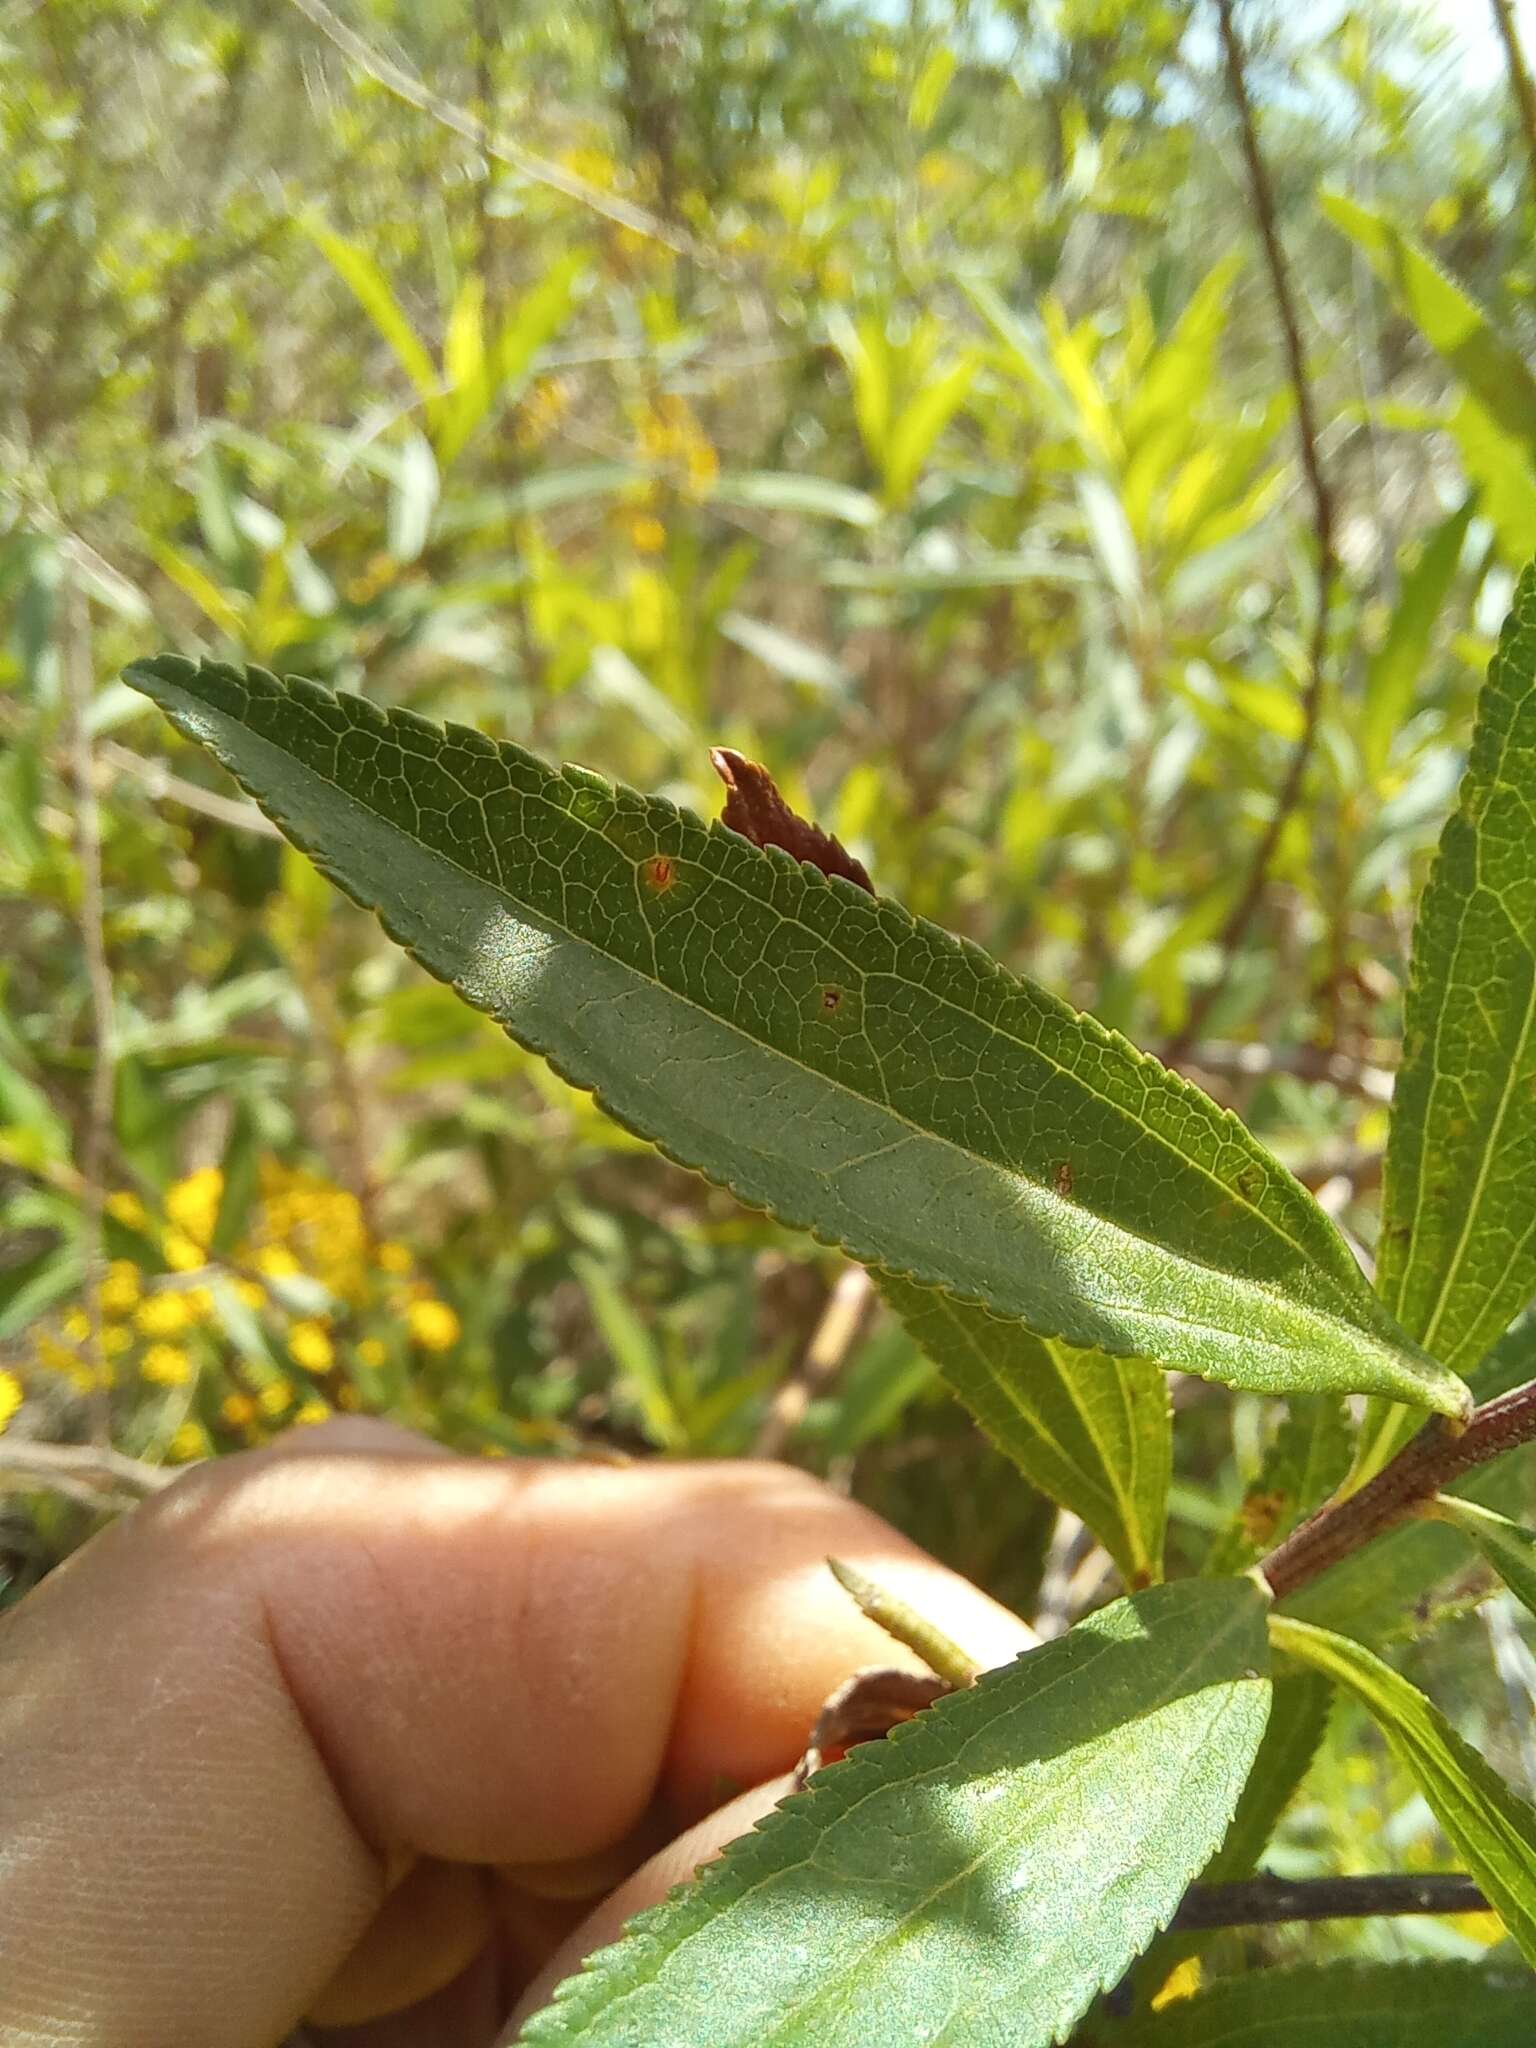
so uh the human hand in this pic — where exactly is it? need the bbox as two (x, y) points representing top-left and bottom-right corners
(0, 1420), (1033, 2047)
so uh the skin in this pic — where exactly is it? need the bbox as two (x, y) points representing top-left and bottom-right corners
(0, 1419), (1035, 2048)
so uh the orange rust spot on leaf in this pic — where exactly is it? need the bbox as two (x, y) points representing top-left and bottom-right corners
(642, 854), (677, 892)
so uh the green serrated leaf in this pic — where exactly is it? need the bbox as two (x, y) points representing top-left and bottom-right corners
(1359, 562), (1536, 1480)
(883, 1276), (1169, 1586)
(1110, 1961), (1536, 2047)
(1272, 1615), (1536, 1963)
(122, 656), (1469, 1412)
(1430, 1495), (1536, 1622)
(518, 1579), (1272, 2048)
(1133, 1670), (1331, 2004)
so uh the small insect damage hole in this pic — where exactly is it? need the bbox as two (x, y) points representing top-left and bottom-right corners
(820, 985), (843, 1012)
(641, 854), (677, 892)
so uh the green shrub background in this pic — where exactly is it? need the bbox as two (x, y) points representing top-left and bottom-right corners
(3, 0), (1533, 1985)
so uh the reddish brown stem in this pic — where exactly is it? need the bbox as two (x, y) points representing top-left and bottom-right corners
(1260, 1379), (1536, 1601)
(1165, 0), (1338, 1064)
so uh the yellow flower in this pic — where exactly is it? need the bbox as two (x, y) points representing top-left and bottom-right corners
(234, 1279), (267, 1311)
(163, 1231), (205, 1274)
(287, 1320), (335, 1373)
(62, 1308), (92, 1343)
(220, 1392), (257, 1428)
(1151, 1956), (1202, 2010)
(141, 1343), (193, 1387)
(103, 1325), (134, 1357)
(355, 1337), (387, 1369)
(258, 1380), (293, 1418)
(168, 1421), (209, 1463)
(628, 512), (667, 554)
(0, 1370), (22, 1434)
(166, 1167), (223, 1247)
(405, 1298), (461, 1352)
(32, 1332), (77, 1376)
(106, 1190), (149, 1230)
(255, 1245), (301, 1281)
(136, 1291), (195, 1338)
(294, 1398), (330, 1426)
(100, 1261), (142, 1316)
(376, 1241), (413, 1275)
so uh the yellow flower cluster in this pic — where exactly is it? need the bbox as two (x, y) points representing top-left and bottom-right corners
(636, 394), (718, 500)
(516, 376), (571, 451)
(26, 1158), (466, 1450)
(0, 1369), (22, 1434)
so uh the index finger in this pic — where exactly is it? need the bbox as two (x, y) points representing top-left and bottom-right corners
(0, 1424), (1033, 2048)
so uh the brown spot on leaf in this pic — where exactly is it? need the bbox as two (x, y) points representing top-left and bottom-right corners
(1053, 1159), (1074, 1199)
(641, 854), (677, 892)
(710, 747), (874, 894)
(1240, 1488), (1288, 1548)
(821, 986), (843, 1012)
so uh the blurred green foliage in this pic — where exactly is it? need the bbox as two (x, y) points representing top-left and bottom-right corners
(3, 0), (1536, 1991)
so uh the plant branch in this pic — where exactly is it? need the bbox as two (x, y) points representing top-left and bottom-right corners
(1261, 1379), (1536, 1601)
(1491, 0), (1536, 189)
(1166, 0), (1339, 1063)
(1173, 1039), (1393, 1104)
(63, 581), (115, 1446)
(0, 1439), (176, 1503)
(752, 1264), (874, 1459)
(1172, 1871), (1487, 1930)
(99, 741), (281, 838)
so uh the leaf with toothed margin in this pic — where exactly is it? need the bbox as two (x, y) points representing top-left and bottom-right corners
(1272, 1614), (1536, 1965)
(880, 1275), (1170, 1588)
(123, 655), (1468, 1412)
(1110, 1961), (1536, 2048)
(1356, 563), (1536, 1483)
(515, 1579), (1271, 2048)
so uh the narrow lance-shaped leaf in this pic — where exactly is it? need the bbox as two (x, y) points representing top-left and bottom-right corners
(882, 1276), (1169, 1587)
(1360, 496), (1476, 785)
(1271, 1615), (1536, 1964)
(1321, 192), (1536, 459)
(1112, 1961), (1536, 2048)
(1359, 562), (1536, 1479)
(1428, 1495), (1536, 1623)
(123, 657), (1469, 1411)
(517, 1579), (1273, 2048)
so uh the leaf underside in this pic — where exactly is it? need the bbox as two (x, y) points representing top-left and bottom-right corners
(124, 657), (1466, 1413)
(517, 1579), (1272, 2048)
